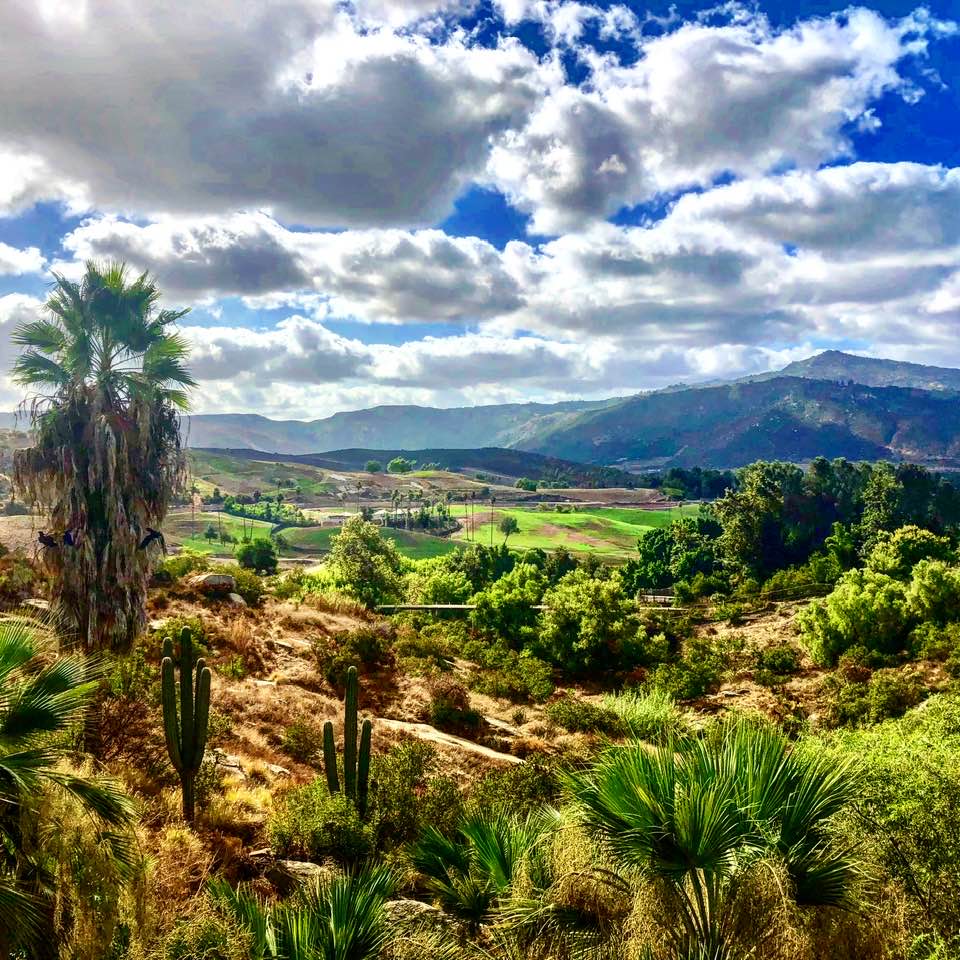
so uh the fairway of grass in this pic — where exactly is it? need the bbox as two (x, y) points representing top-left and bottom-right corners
(169, 510), (274, 554)
(284, 524), (459, 560)
(455, 505), (695, 558)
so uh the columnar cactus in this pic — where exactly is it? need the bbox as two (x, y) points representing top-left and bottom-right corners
(322, 665), (372, 817)
(161, 626), (212, 823)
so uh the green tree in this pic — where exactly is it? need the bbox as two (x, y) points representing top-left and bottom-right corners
(537, 570), (664, 677)
(514, 477), (537, 492)
(568, 721), (862, 959)
(470, 562), (546, 649)
(498, 514), (519, 544)
(327, 516), (403, 607)
(387, 457), (414, 474)
(11, 261), (194, 651)
(235, 537), (278, 574)
(203, 522), (218, 542)
(865, 525), (955, 580)
(0, 616), (136, 956)
(365, 460), (382, 473)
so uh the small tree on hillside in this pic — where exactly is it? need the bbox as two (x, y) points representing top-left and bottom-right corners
(327, 515), (403, 607)
(235, 537), (278, 574)
(387, 457), (415, 474)
(365, 460), (383, 473)
(499, 515), (519, 545)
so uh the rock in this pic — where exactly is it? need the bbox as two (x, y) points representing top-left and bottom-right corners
(187, 572), (236, 594)
(226, 592), (247, 607)
(264, 762), (291, 778)
(265, 859), (336, 893)
(148, 618), (169, 631)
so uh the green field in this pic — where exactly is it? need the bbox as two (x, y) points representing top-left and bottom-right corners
(454, 505), (694, 558)
(283, 524), (459, 560)
(173, 511), (275, 553)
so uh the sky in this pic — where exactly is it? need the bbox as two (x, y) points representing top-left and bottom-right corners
(0, 0), (958, 419)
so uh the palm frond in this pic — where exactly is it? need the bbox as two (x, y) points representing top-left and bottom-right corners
(11, 350), (71, 390)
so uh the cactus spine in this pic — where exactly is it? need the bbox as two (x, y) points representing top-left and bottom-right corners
(321, 665), (372, 817)
(161, 626), (212, 823)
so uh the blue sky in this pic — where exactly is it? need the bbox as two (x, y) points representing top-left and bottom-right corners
(0, 0), (958, 417)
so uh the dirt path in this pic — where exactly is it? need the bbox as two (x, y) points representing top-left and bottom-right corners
(376, 718), (522, 764)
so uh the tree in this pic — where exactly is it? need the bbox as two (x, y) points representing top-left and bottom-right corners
(568, 721), (862, 959)
(499, 515), (519, 544)
(11, 261), (194, 651)
(327, 516), (403, 607)
(203, 523), (218, 542)
(0, 616), (136, 955)
(470, 562), (547, 649)
(235, 537), (279, 574)
(365, 460), (382, 473)
(514, 477), (537, 492)
(387, 457), (414, 474)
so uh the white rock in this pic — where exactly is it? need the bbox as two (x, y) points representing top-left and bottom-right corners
(227, 592), (247, 607)
(187, 572), (236, 593)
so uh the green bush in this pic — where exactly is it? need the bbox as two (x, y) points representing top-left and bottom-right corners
(865, 526), (955, 580)
(161, 906), (247, 960)
(469, 562), (546, 649)
(156, 552), (209, 582)
(461, 637), (554, 702)
(797, 568), (913, 666)
(907, 560), (960, 625)
(753, 644), (802, 687)
(214, 563), (265, 605)
(537, 570), (668, 678)
(545, 693), (626, 736)
(646, 635), (736, 701)
(313, 623), (394, 689)
(428, 675), (482, 733)
(326, 516), (403, 607)
(600, 687), (687, 743)
(268, 783), (373, 865)
(367, 740), (462, 850)
(234, 537), (278, 574)
(911, 621), (960, 661)
(467, 760), (562, 819)
(282, 721), (320, 763)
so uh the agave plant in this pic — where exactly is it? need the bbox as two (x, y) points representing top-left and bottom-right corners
(12, 260), (194, 651)
(566, 721), (863, 959)
(0, 615), (136, 957)
(209, 866), (397, 960)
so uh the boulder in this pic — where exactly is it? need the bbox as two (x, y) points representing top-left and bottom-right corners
(226, 592), (247, 607)
(187, 572), (236, 594)
(264, 859), (336, 893)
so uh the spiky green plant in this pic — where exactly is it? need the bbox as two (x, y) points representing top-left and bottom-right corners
(161, 626), (211, 823)
(0, 615), (136, 956)
(12, 260), (194, 652)
(208, 866), (397, 960)
(321, 665), (372, 817)
(566, 720), (863, 959)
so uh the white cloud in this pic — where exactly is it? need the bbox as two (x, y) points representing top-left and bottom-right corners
(0, 2), (550, 227)
(487, 7), (952, 232)
(0, 243), (44, 276)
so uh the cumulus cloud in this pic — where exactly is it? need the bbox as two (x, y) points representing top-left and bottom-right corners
(0, 1), (550, 227)
(0, 243), (44, 276)
(487, 7), (952, 232)
(62, 215), (521, 323)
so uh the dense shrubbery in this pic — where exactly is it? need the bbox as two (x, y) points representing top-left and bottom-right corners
(313, 623), (394, 689)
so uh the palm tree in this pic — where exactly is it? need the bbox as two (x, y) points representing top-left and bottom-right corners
(209, 867), (398, 960)
(0, 615), (137, 958)
(566, 721), (862, 959)
(12, 261), (195, 651)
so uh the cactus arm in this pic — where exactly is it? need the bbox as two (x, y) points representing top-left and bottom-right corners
(192, 666), (212, 764)
(161, 656), (183, 773)
(357, 718), (372, 818)
(322, 721), (340, 793)
(343, 666), (358, 799)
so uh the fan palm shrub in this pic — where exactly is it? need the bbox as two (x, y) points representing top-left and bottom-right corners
(208, 866), (397, 960)
(12, 260), (194, 651)
(566, 721), (863, 959)
(0, 615), (136, 958)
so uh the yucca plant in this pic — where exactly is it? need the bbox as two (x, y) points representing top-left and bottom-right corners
(0, 615), (136, 958)
(209, 866), (397, 960)
(566, 720), (863, 959)
(12, 260), (194, 651)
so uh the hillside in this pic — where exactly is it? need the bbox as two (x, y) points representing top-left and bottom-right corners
(773, 350), (960, 391)
(516, 376), (960, 467)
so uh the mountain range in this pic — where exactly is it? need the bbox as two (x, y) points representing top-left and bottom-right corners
(7, 351), (959, 470)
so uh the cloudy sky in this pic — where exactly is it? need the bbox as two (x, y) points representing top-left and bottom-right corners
(0, 0), (958, 418)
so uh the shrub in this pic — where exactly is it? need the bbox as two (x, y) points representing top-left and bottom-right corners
(326, 516), (403, 607)
(367, 740), (462, 850)
(906, 560), (960, 625)
(545, 693), (626, 736)
(313, 623), (394, 689)
(156, 552), (209, 582)
(469, 562), (546, 649)
(234, 537), (278, 574)
(537, 571), (668, 678)
(282, 721), (320, 763)
(911, 621), (960, 661)
(460, 637), (554, 702)
(600, 688), (687, 743)
(754, 644), (802, 687)
(0, 552), (41, 604)
(467, 760), (562, 818)
(160, 907), (247, 960)
(797, 568), (913, 666)
(865, 526), (955, 580)
(393, 621), (457, 675)
(218, 564), (265, 605)
(646, 635), (736, 701)
(404, 564), (473, 605)
(760, 551), (842, 598)
(428, 675), (482, 733)
(268, 783), (372, 865)
(220, 655), (246, 680)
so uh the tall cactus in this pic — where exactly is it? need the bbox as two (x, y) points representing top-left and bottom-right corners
(161, 626), (212, 823)
(321, 665), (372, 817)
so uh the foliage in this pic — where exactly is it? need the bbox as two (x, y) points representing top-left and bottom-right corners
(404, 561), (473, 605)
(467, 761), (562, 819)
(646, 635), (737, 701)
(0, 615), (137, 953)
(621, 516), (722, 592)
(537, 570), (667, 678)
(445, 543), (516, 594)
(498, 514), (520, 543)
(365, 460), (383, 473)
(865, 526), (955, 580)
(545, 693), (626, 736)
(460, 637), (555, 703)
(156, 551), (208, 583)
(0, 551), (42, 606)
(267, 782), (373, 865)
(282, 721), (320, 764)
(568, 720), (863, 958)
(313, 624), (393, 690)
(753, 644), (802, 687)
(12, 261), (193, 651)
(218, 563), (266, 605)
(514, 477), (537, 492)
(822, 659), (925, 728)
(470, 562), (546, 649)
(600, 687), (687, 743)
(387, 457), (415, 474)
(906, 560), (960, 625)
(234, 537), (279, 574)
(326, 516), (403, 607)
(428, 675), (482, 733)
